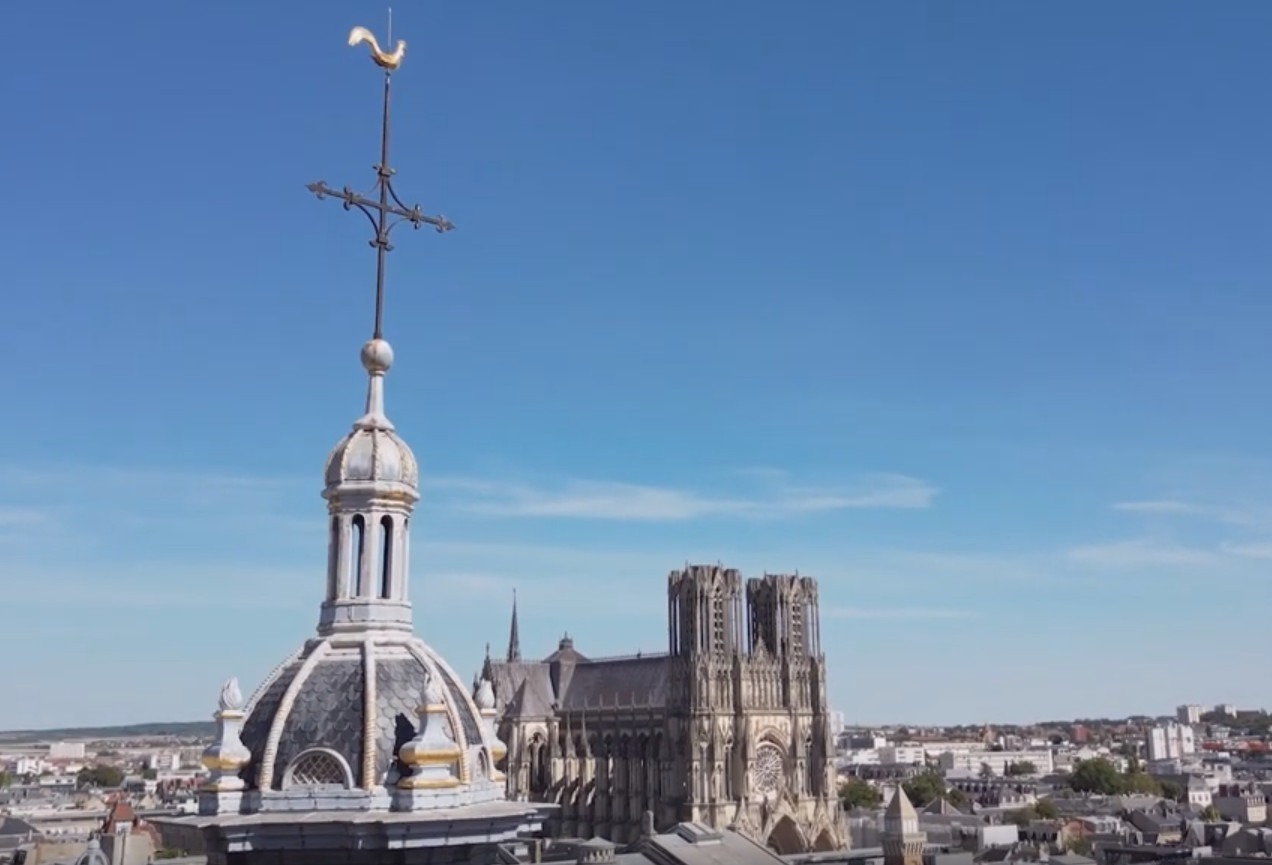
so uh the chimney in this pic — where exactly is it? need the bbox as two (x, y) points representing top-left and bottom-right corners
(641, 809), (656, 838)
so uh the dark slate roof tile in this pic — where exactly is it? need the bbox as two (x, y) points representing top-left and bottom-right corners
(272, 656), (365, 789)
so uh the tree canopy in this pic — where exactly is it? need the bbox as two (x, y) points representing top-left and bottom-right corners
(903, 770), (947, 806)
(1122, 771), (1162, 796)
(1068, 837), (1094, 855)
(1067, 757), (1162, 796)
(839, 778), (882, 810)
(1005, 800), (1059, 826)
(77, 765), (124, 789)
(1068, 758), (1123, 795)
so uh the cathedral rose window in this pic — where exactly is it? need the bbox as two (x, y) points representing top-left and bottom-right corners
(753, 744), (784, 795)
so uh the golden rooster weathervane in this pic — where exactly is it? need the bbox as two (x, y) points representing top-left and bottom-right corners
(306, 18), (453, 342)
(348, 25), (406, 71)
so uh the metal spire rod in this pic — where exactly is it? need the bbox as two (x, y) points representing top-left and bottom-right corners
(307, 24), (454, 341)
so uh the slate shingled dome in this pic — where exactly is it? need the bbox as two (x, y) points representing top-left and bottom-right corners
(239, 631), (498, 803)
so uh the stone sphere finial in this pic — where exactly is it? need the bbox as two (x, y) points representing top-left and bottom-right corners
(474, 677), (495, 711)
(361, 338), (395, 374)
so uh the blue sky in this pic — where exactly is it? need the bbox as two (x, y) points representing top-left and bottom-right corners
(3, 1), (1272, 730)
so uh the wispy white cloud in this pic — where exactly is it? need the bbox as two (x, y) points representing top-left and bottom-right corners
(4, 461), (937, 529)
(424, 471), (938, 521)
(0, 508), (53, 540)
(1113, 500), (1199, 515)
(0, 464), (303, 496)
(0, 507), (52, 527)
(435, 478), (751, 520)
(1067, 538), (1220, 568)
(1218, 541), (1272, 560)
(1101, 484), (1272, 571)
(1111, 497), (1271, 529)
(842, 549), (1047, 584)
(421, 567), (661, 618)
(823, 606), (979, 621)
(0, 463), (319, 551)
(0, 563), (314, 611)
(419, 540), (666, 572)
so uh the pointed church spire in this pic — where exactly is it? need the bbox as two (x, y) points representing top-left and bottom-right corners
(885, 785), (918, 821)
(506, 589), (522, 662)
(480, 642), (495, 682)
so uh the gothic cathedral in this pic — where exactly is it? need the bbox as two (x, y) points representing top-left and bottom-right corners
(481, 564), (845, 853)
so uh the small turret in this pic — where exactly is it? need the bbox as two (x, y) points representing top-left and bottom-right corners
(882, 786), (926, 865)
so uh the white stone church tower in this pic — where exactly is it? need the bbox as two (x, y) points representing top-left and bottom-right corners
(153, 23), (547, 865)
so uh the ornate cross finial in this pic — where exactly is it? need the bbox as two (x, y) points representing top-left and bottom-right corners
(307, 24), (454, 341)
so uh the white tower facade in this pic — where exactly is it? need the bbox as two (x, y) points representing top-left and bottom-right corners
(1147, 722), (1196, 762)
(320, 337), (418, 635)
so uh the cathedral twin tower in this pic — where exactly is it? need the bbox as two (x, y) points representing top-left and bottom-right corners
(487, 564), (843, 853)
(667, 567), (827, 727)
(669, 566), (823, 661)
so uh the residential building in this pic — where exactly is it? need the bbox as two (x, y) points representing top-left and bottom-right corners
(844, 733), (888, 750)
(47, 744), (86, 761)
(1213, 783), (1267, 823)
(143, 754), (179, 773)
(843, 750), (884, 766)
(1177, 705), (1203, 726)
(1146, 723), (1195, 761)
(937, 749), (1054, 776)
(879, 746), (926, 766)
(1184, 776), (1212, 808)
(97, 799), (160, 865)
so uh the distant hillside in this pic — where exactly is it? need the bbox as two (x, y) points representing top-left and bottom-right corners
(0, 720), (215, 743)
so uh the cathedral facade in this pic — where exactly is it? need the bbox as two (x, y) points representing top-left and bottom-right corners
(482, 564), (845, 853)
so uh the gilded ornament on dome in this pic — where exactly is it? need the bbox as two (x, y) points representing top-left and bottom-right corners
(348, 25), (406, 71)
(218, 677), (244, 712)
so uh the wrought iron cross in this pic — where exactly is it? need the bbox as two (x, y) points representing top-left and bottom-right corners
(307, 25), (454, 340)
